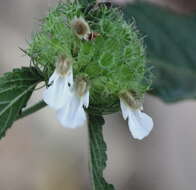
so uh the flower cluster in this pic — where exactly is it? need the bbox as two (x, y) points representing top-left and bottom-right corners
(42, 15), (153, 139)
(43, 17), (93, 128)
(28, 2), (153, 139)
(43, 54), (89, 128)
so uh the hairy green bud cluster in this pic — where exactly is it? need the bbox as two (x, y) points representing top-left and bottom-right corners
(26, 1), (152, 114)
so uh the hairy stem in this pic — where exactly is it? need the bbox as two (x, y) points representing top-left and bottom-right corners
(88, 113), (115, 190)
(16, 100), (47, 120)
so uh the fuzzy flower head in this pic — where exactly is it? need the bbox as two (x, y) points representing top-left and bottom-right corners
(27, 2), (153, 132)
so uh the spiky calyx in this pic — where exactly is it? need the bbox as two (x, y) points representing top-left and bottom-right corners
(27, 1), (152, 115)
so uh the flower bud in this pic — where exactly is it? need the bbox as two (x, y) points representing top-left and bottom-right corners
(71, 17), (90, 39)
(119, 91), (143, 110)
(56, 56), (72, 76)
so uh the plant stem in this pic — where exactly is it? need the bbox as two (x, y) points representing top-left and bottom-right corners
(88, 113), (115, 190)
(16, 100), (47, 120)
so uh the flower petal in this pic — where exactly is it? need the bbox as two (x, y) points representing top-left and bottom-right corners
(67, 67), (74, 86)
(48, 71), (59, 83)
(82, 90), (90, 108)
(128, 110), (153, 140)
(56, 94), (87, 128)
(43, 70), (73, 110)
(120, 98), (129, 120)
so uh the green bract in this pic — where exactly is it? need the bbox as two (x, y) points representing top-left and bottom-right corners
(27, 1), (151, 114)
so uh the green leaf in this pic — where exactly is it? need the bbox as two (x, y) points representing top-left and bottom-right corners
(0, 67), (42, 139)
(123, 3), (196, 102)
(88, 114), (115, 190)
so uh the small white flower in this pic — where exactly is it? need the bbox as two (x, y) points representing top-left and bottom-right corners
(43, 57), (73, 110)
(120, 92), (153, 140)
(56, 77), (89, 128)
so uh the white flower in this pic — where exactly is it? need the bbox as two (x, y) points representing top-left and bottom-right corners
(43, 57), (73, 110)
(56, 77), (89, 128)
(120, 92), (153, 140)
